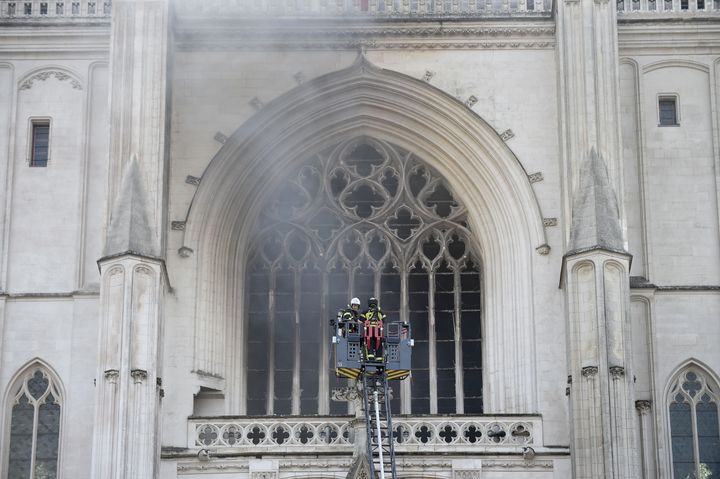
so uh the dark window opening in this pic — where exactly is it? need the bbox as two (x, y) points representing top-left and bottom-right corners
(245, 138), (483, 416)
(659, 97), (678, 126)
(30, 122), (50, 167)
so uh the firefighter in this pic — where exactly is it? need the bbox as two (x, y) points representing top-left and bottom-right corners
(333, 297), (362, 337)
(363, 297), (385, 361)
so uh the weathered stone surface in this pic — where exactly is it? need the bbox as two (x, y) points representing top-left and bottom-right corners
(103, 159), (159, 259)
(568, 148), (626, 255)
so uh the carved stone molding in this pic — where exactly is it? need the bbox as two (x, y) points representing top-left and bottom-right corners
(423, 70), (435, 82)
(543, 217), (558, 227)
(528, 172), (544, 183)
(465, 95), (478, 108)
(214, 132), (228, 144)
(482, 459), (554, 470)
(332, 386), (361, 402)
(279, 460), (352, 469)
(171, 221), (186, 231)
(134, 265), (154, 276)
(185, 175), (201, 186)
(609, 365), (625, 379)
(249, 97), (264, 111)
(20, 70), (82, 91)
(178, 246), (194, 258)
(536, 244), (551, 255)
(177, 462), (248, 473)
(581, 366), (599, 377)
(499, 129), (515, 141)
(131, 369), (148, 384)
(104, 369), (120, 384)
(293, 71), (306, 85)
(250, 473), (277, 479)
(454, 471), (481, 479)
(635, 399), (652, 413)
(174, 24), (556, 51)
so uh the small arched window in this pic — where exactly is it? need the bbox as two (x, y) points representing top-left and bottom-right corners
(668, 366), (720, 479)
(5, 365), (62, 479)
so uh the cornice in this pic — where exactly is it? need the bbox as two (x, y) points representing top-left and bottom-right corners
(173, 19), (556, 51)
(618, 21), (720, 54)
(0, 26), (110, 54)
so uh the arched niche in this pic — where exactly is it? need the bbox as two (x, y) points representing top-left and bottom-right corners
(182, 56), (546, 414)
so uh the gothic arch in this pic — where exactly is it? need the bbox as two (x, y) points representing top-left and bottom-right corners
(0, 358), (66, 478)
(662, 359), (720, 478)
(182, 56), (546, 414)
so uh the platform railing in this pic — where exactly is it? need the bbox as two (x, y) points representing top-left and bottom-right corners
(0, 0), (110, 20)
(188, 415), (539, 452)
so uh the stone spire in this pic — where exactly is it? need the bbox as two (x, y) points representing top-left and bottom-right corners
(103, 158), (159, 259)
(568, 148), (625, 255)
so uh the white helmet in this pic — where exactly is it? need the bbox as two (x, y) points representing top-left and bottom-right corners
(350, 297), (361, 306)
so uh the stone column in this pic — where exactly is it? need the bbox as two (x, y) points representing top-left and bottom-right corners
(91, 161), (166, 478)
(106, 0), (170, 254)
(562, 151), (640, 478)
(556, 0), (625, 238)
(635, 400), (654, 478)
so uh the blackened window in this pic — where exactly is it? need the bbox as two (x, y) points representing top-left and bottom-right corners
(30, 122), (50, 167)
(659, 97), (678, 126)
(245, 137), (483, 416)
(668, 368), (720, 479)
(6, 367), (62, 479)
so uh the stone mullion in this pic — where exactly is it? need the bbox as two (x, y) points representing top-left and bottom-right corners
(691, 399), (701, 479)
(30, 396), (40, 478)
(292, 268), (301, 416)
(318, 270), (329, 415)
(400, 265), (411, 414)
(428, 270), (438, 415)
(266, 271), (276, 416)
(453, 268), (464, 414)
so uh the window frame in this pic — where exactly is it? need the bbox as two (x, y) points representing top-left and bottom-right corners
(1, 360), (65, 479)
(657, 93), (680, 127)
(666, 364), (720, 479)
(27, 117), (52, 167)
(242, 136), (484, 417)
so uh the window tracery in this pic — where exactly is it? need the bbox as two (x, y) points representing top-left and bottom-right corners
(668, 366), (720, 479)
(6, 366), (62, 479)
(245, 137), (482, 416)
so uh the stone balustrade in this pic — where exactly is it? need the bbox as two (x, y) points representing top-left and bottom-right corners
(0, 0), (110, 20)
(616, 0), (720, 14)
(173, 0), (552, 17)
(188, 415), (539, 453)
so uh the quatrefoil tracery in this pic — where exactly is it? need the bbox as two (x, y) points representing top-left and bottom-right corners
(251, 137), (477, 271)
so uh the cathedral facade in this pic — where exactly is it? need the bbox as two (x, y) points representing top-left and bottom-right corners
(0, 0), (719, 477)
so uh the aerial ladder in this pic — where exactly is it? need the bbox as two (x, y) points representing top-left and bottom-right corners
(332, 312), (412, 479)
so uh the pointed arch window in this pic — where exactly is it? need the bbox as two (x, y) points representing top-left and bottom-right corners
(5, 366), (62, 479)
(244, 137), (483, 416)
(668, 366), (720, 479)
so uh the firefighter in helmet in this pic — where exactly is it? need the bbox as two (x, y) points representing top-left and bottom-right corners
(333, 297), (362, 337)
(363, 297), (386, 361)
